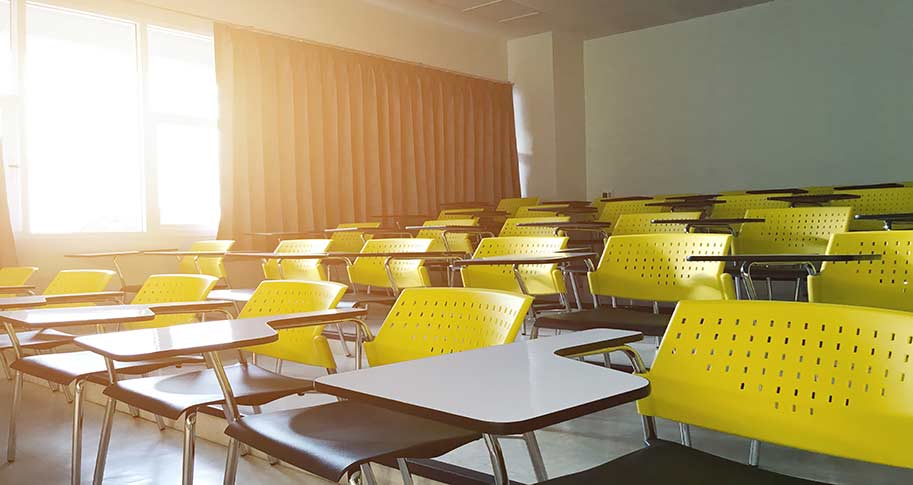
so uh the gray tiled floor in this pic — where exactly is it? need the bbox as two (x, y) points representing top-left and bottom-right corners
(1, 301), (912, 484)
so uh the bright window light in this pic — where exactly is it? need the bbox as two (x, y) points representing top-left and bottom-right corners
(25, 3), (143, 233)
(148, 26), (219, 227)
(0, 0), (11, 94)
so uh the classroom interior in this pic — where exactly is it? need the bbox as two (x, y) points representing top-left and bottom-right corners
(0, 0), (912, 484)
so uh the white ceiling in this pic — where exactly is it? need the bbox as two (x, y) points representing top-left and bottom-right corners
(366, 0), (773, 40)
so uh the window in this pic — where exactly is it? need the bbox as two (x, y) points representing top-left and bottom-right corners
(4, 2), (219, 234)
(25, 3), (142, 233)
(147, 26), (219, 226)
(0, 0), (11, 94)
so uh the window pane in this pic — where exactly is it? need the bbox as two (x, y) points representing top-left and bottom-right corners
(148, 26), (216, 119)
(155, 123), (219, 226)
(25, 4), (143, 233)
(0, 0), (11, 94)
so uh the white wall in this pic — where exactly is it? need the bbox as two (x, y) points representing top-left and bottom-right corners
(509, 32), (557, 199)
(12, 0), (509, 288)
(584, 0), (913, 198)
(509, 31), (587, 200)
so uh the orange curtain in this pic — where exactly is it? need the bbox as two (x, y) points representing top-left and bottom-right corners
(213, 24), (520, 243)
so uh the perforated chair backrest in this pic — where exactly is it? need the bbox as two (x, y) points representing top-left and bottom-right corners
(496, 197), (539, 217)
(589, 234), (735, 302)
(638, 300), (913, 470)
(612, 212), (702, 236)
(126, 274), (218, 330)
(240, 280), (347, 370)
(499, 216), (571, 237)
(43, 270), (115, 295)
(327, 222), (380, 253)
(515, 204), (568, 218)
(179, 240), (234, 279)
(598, 199), (665, 227)
(736, 207), (852, 255)
(364, 287), (533, 366)
(807, 231), (913, 312)
(461, 236), (568, 296)
(0, 266), (38, 287)
(262, 239), (332, 281)
(831, 187), (913, 231)
(347, 238), (433, 290)
(416, 219), (478, 253)
(709, 194), (791, 219)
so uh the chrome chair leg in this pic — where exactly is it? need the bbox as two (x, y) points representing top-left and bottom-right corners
(155, 414), (167, 431)
(7, 370), (22, 462)
(223, 438), (241, 485)
(0, 350), (11, 381)
(483, 434), (508, 485)
(679, 423), (692, 447)
(359, 463), (378, 485)
(63, 384), (74, 404)
(396, 458), (415, 485)
(335, 323), (352, 357)
(71, 380), (86, 485)
(182, 410), (197, 485)
(92, 397), (117, 485)
(749, 439), (761, 466)
(522, 431), (548, 482)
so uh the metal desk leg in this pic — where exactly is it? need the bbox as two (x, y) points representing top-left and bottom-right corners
(483, 434), (508, 485)
(111, 256), (129, 293)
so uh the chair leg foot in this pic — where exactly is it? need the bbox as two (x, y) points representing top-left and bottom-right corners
(182, 411), (197, 485)
(7, 371), (22, 462)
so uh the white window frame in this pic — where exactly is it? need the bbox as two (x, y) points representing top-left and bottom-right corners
(4, 0), (218, 237)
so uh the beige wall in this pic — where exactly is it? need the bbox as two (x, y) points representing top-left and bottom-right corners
(13, 0), (509, 288)
(584, 0), (913, 198)
(509, 31), (587, 200)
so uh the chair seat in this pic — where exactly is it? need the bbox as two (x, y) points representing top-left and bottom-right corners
(534, 307), (672, 337)
(225, 401), (480, 482)
(11, 351), (203, 386)
(104, 364), (314, 420)
(543, 439), (825, 484)
(0, 329), (75, 351)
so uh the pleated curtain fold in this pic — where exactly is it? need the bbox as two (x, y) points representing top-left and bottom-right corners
(213, 24), (520, 244)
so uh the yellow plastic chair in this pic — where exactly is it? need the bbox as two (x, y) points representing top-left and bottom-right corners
(496, 197), (540, 217)
(533, 234), (735, 339)
(709, 194), (790, 219)
(178, 240), (235, 286)
(416, 218), (479, 253)
(461, 236), (568, 296)
(347, 238), (433, 293)
(262, 239), (332, 281)
(736, 207), (852, 255)
(597, 199), (666, 227)
(365, 287), (533, 365)
(124, 274), (219, 330)
(612, 212), (701, 236)
(0, 267), (38, 294)
(41, 269), (117, 308)
(515, 204), (569, 218)
(594, 300), (913, 483)
(327, 222), (381, 253)
(831, 187), (913, 231)
(499, 216), (571, 237)
(807, 231), (913, 312)
(242, 280), (348, 370)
